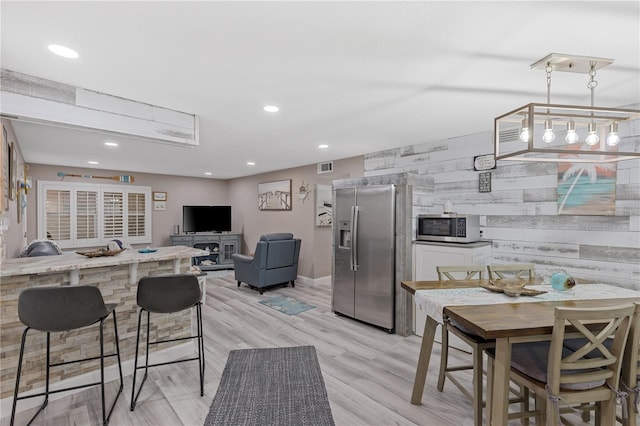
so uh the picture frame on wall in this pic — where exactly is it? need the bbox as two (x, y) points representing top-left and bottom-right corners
(10, 142), (17, 201)
(258, 179), (292, 211)
(315, 184), (332, 226)
(154, 201), (166, 211)
(153, 191), (167, 201)
(1, 125), (8, 211)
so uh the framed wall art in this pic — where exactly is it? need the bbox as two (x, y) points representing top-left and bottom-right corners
(315, 184), (332, 226)
(10, 142), (17, 200)
(153, 191), (167, 201)
(258, 179), (292, 211)
(1, 125), (8, 211)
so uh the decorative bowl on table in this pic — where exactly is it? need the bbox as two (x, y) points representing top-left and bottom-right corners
(137, 247), (158, 253)
(76, 248), (125, 258)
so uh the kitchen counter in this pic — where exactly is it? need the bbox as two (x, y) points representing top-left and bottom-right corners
(0, 245), (207, 401)
(414, 240), (492, 248)
(1, 245), (207, 282)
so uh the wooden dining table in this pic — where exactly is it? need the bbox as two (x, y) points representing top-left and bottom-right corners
(402, 278), (640, 426)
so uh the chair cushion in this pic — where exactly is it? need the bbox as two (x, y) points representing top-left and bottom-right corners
(260, 233), (293, 242)
(510, 341), (606, 391)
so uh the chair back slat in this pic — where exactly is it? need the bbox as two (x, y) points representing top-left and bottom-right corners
(437, 265), (485, 281)
(487, 263), (535, 280)
(548, 304), (634, 394)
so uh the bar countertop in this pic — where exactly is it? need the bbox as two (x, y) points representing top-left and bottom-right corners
(0, 245), (208, 278)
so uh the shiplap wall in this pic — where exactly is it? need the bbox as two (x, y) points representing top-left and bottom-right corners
(365, 130), (640, 290)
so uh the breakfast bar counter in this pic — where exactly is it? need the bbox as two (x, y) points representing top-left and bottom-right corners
(0, 245), (207, 400)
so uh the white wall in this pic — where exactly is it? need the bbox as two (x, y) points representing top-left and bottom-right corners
(365, 130), (640, 290)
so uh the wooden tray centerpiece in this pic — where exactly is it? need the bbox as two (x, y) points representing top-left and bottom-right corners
(480, 278), (547, 297)
(76, 248), (125, 258)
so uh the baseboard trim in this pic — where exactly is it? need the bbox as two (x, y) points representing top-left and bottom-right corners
(1, 342), (195, 417)
(296, 275), (331, 287)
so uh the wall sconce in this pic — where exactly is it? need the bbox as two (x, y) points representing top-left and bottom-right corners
(298, 181), (311, 202)
(19, 176), (32, 194)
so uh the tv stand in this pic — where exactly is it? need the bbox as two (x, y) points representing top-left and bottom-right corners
(169, 232), (241, 271)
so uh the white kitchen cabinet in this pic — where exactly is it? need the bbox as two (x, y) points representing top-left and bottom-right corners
(412, 241), (491, 337)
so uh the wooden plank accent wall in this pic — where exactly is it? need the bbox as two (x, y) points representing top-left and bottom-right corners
(364, 129), (640, 290)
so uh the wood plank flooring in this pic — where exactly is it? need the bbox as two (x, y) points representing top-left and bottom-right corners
(4, 273), (595, 426)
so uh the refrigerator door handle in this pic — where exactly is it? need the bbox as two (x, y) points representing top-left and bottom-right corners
(352, 205), (359, 271)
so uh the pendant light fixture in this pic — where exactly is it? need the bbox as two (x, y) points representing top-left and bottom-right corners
(494, 53), (639, 163)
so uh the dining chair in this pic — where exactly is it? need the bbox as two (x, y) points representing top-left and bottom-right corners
(505, 304), (635, 426)
(436, 265), (494, 426)
(487, 263), (535, 280)
(620, 302), (640, 426)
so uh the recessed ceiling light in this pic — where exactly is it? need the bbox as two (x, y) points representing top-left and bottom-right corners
(204, 172), (212, 176)
(247, 161), (256, 166)
(48, 44), (79, 59)
(104, 141), (118, 147)
(318, 144), (329, 149)
(88, 161), (99, 165)
(263, 105), (279, 113)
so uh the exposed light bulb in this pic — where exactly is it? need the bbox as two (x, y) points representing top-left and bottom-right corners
(519, 118), (529, 143)
(542, 120), (556, 144)
(565, 121), (579, 144)
(585, 122), (599, 146)
(606, 123), (620, 147)
(606, 133), (620, 147)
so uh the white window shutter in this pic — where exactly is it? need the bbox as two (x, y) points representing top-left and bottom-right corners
(38, 181), (151, 248)
(45, 189), (71, 242)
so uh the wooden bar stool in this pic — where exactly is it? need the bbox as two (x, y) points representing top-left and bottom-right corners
(130, 274), (205, 411)
(10, 285), (123, 426)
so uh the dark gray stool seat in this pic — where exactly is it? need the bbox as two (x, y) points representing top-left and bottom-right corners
(11, 285), (123, 426)
(130, 274), (205, 411)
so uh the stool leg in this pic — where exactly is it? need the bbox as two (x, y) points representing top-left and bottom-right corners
(131, 309), (143, 411)
(102, 310), (123, 424)
(197, 303), (204, 396)
(10, 328), (30, 426)
(131, 309), (151, 411)
(100, 318), (107, 425)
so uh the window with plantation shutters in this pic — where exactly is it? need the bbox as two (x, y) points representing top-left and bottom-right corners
(76, 190), (98, 242)
(103, 191), (124, 239)
(45, 188), (71, 241)
(38, 181), (151, 248)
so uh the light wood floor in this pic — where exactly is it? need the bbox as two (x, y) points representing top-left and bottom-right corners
(4, 273), (595, 426)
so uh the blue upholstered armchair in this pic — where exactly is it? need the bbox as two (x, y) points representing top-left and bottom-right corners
(232, 233), (301, 294)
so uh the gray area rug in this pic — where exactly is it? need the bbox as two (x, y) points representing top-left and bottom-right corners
(204, 346), (335, 426)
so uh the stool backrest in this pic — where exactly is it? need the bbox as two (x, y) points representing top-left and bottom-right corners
(137, 274), (201, 313)
(18, 285), (109, 332)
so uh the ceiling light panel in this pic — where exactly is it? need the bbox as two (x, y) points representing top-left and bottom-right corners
(48, 44), (79, 59)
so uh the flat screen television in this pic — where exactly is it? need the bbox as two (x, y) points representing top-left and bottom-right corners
(183, 206), (232, 233)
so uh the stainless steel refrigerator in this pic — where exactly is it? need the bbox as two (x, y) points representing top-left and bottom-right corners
(332, 184), (396, 332)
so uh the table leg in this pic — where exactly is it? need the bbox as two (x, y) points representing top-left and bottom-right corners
(411, 315), (437, 405)
(490, 337), (512, 426)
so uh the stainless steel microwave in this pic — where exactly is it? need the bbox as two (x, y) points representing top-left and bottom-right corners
(416, 214), (481, 243)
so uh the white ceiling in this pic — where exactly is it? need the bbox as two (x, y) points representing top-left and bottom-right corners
(1, 1), (639, 179)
